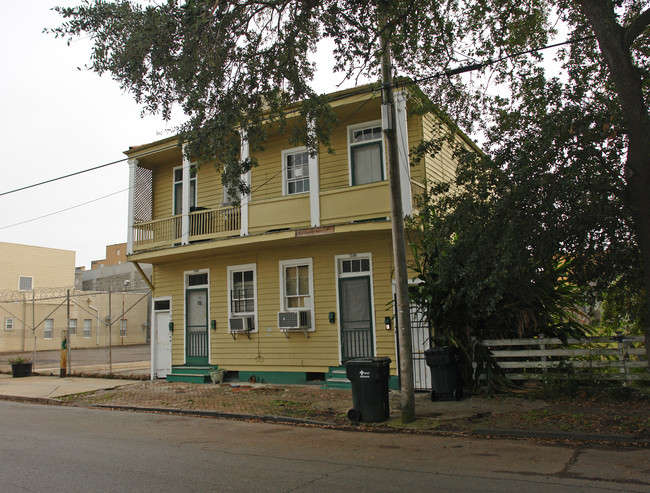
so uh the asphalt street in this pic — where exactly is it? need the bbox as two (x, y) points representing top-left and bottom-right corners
(1, 400), (648, 492)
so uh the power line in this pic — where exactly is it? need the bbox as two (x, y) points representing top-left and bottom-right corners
(0, 143), (179, 198)
(0, 188), (129, 231)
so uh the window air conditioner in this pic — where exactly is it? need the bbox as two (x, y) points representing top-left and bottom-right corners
(229, 316), (254, 332)
(278, 310), (311, 330)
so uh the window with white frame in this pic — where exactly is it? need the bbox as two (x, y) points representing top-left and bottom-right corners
(227, 264), (257, 331)
(68, 319), (77, 335)
(173, 164), (197, 215)
(83, 319), (92, 338)
(19, 276), (33, 291)
(120, 319), (127, 337)
(339, 257), (371, 275)
(44, 319), (53, 339)
(279, 259), (315, 330)
(5, 318), (14, 331)
(283, 148), (310, 195)
(349, 122), (384, 185)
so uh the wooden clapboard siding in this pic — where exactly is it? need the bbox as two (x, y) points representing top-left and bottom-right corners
(406, 105), (426, 185)
(195, 160), (222, 210)
(151, 160), (175, 220)
(320, 98), (384, 191)
(151, 229), (401, 373)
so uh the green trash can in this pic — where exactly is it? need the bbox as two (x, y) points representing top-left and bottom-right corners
(344, 357), (391, 423)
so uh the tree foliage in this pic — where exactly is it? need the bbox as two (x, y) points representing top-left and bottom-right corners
(51, 1), (650, 354)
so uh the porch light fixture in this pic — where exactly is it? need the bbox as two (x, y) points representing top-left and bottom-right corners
(384, 317), (392, 330)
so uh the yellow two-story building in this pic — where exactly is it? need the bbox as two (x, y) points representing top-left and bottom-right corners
(126, 84), (473, 387)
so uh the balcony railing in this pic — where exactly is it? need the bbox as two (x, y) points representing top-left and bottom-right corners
(132, 206), (241, 252)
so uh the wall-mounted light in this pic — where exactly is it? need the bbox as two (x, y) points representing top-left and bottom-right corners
(328, 312), (336, 324)
(210, 320), (217, 330)
(168, 321), (174, 332)
(384, 317), (392, 330)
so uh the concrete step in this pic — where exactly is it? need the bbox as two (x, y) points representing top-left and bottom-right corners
(167, 373), (211, 384)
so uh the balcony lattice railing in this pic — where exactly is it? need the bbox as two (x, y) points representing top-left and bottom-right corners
(132, 206), (240, 252)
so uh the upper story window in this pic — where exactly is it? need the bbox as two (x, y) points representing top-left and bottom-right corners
(348, 122), (385, 186)
(173, 164), (197, 215)
(19, 276), (33, 291)
(283, 148), (309, 195)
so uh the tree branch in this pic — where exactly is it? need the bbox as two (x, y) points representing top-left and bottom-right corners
(623, 7), (650, 48)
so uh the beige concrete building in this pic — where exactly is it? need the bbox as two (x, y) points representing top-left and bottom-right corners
(1, 242), (149, 352)
(1, 288), (148, 352)
(0, 242), (75, 291)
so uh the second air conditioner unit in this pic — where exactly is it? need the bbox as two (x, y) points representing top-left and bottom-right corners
(229, 316), (255, 332)
(277, 310), (311, 330)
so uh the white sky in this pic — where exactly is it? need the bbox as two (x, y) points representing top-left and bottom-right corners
(0, 1), (349, 269)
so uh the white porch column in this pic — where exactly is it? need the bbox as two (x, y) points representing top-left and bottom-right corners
(126, 158), (139, 255)
(395, 91), (412, 217)
(181, 146), (191, 245)
(240, 130), (250, 236)
(308, 122), (320, 227)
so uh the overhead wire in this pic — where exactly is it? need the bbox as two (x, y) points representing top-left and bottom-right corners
(0, 35), (593, 206)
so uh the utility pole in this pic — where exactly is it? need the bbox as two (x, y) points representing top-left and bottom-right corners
(379, 4), (415, 423)
(67, 289), (71, 375)
(108, 285), (113, 374)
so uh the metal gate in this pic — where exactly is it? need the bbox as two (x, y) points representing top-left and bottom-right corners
(410, 303), (431, 391)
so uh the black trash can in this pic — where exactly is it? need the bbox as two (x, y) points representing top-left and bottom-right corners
(344, 357), (391, 423)
(425, 347), (463, 401)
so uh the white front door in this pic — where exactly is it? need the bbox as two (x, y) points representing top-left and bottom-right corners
(153, 300), (172, 379)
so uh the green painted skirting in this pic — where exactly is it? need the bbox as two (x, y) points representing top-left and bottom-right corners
(238, 371), (309, 385)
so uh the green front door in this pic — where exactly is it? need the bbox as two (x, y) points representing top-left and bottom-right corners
(186, 288), (208, 364)
(339, 276), (374, 360)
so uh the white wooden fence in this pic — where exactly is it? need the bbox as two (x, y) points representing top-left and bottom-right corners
(476, 335), (649, 385)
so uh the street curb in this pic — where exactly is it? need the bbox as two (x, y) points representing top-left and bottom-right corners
(474, 427), (644, 444)
(0, 394), (62, 406)
(76, 403), (336, 427)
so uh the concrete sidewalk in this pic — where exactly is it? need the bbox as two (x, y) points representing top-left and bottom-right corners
(0, 374), (139, 401)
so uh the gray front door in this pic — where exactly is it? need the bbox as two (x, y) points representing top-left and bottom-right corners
(339, 277), (373, 360)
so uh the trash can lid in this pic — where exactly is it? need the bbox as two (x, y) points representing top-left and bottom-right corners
(344, 356), (391, 366)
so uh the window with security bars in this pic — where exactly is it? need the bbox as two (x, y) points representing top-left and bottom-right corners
(19, 276), (33, 291)
(5, 318), (13, 331)
(349, 124), (384, 185)
(83, 319), (92, 338)
(285, 150), (309, 195)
